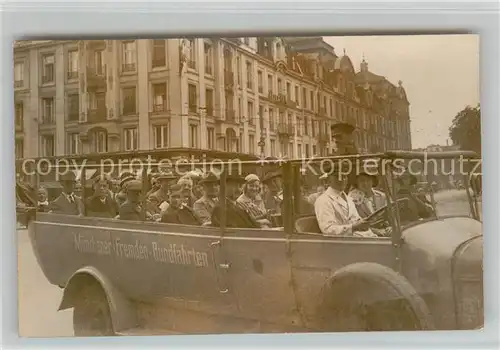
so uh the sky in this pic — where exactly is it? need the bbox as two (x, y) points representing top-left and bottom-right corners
(323, 34), (480, 149)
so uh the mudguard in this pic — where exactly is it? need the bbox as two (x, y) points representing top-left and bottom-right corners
(318, 262), (435, 330)
(58, 266), (138, 332)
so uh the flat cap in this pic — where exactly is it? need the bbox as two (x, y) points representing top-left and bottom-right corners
(244, 174), (260, 183)
(125, 179), (143, 191)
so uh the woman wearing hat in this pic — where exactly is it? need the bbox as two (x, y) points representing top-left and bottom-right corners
(237, 174), (271, 228)
(118, 180), (146, 221)
(348, 163), (387, 219)
(116, 172), (136, 207)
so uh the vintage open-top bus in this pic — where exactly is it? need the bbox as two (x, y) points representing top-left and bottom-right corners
(17, 150), (483, 335)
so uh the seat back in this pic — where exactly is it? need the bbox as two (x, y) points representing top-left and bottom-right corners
(295, 215), (321, 234)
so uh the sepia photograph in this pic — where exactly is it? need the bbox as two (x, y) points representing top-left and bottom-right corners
(13, 34), (482, 337)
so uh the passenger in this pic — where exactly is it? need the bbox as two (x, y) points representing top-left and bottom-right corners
(118, 180), (145, 221)
(86, 175), (119, 218)
(330, 122), (360, 193)
(37, 187), (49, 212)
(314, 163), (377, 237)
(348, 166), (386, 218)
(211, 174), (261, 229)
(48, 172), (84, 216)
(193, 172), (219, 225)
(394, 169), (434, 221)
(237, 174), (271, 228)
(145, 195), (162, 221)
(262, 169), (283, 214)
(160, 184), (201, 225)
(149, 172), (177, 212)
(177, 177), (196, 207)
(306, 173), (328, 205)
(116, 172), (136, 207)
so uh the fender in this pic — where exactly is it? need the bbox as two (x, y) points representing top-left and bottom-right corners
(58, 266), (138, 332)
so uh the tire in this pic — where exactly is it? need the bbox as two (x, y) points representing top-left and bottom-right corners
(73, 282), (114, 337)
(318, 262), (434, 332)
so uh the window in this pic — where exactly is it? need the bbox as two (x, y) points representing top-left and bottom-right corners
(243, 37), (250, 45)
(122, 87), (137, 115)
(67, 133), (81, 155)
(207, 127), (215, 149)
(270, 139), (276, 156)
(268, 74), (273, 94)
(249, 134), (255, 154)
(152, 40), (166, 68)
(302, 88), (307, 109)
(247, 101), (254, 125)
(42, 54), (55, 83)
(94, 50), (105, 75)
(204, 42), (213, 75)
(15, 139), (24, 159)
(236, 56), (241, 86)
(42, 98), (54, 124)
(258, 105), (264, 126)
(277, 78), (283, 93)
(286, 82), (291, 100)
(295, 86), (299, 105)
(67, 50), (79, 80)
(188, 84), (198, 113)
(153, 124), (169, 149)
(67, 94), (79, 121)
(14, 62), (24, 87)
(269, 108), (275, 130)
(329, 98), (333, 117)
(40, 134), (55, 157)
(124, 128), (138, 151)
(189, 124), (198, 148)
(205, 88), (214, 116)
(304, 116), (309, 135)
(152, 83), (167, 112)
(91, 130), (107, 153)
(188, 39), (196, 69)
(297, 144), (302, 158)
(15, 103), (23, 128)
(312, 145), (317, 156)
(257, 70), (263, 93)
(305, 144), (310, 158)
(246, 61), (253, 89)
(310, 91), (314, 110)
(122, 41), (136, 72)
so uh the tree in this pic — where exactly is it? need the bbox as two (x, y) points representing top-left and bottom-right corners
(449, 104), (481, 154)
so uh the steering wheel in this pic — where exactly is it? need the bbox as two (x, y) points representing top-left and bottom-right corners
(365, 198), (412, 230)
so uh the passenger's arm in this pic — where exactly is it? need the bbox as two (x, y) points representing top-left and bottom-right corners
(315, 200), (355, 236)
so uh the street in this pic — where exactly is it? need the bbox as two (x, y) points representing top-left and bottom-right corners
(17, 189), (481, 337)
(18, 228), (74, 337)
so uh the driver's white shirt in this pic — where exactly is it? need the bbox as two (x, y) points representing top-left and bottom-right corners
(315, 187), (376, 237)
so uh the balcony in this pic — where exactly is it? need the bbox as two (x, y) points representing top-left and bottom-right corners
(277, 123), (294, 136)
(224, 70), (234, 90)
(87, 66), (106, 88)
(122, 63), (136, 73)
(225, 109), (238, 124)
(150, 102), (168, 116)
(67, 71), (78, 81)
(87, 106), (107, 123)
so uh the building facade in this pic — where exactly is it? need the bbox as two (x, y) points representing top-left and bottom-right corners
(13, 37), (412, 160)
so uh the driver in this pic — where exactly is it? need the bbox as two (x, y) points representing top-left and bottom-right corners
(314, 161), (377, 237)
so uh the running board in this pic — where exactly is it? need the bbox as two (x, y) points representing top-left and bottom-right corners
(116, 328), (182, 336)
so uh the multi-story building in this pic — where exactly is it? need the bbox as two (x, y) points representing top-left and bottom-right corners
(13, 37), (411, 160)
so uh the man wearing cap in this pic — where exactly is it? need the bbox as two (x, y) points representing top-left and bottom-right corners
(330, 122), (359, 156)
(48, 172), (84, 216)
(160, 184), (202, 226)
(211, 174), (261, 229)
(86, 175), (119, 218)
(193, 172), (219, 225)
(314, 162), (377, 237)
(118, 180), (146, 221)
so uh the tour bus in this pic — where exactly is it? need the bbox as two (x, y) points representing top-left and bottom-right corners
(17, 150), (483, 336)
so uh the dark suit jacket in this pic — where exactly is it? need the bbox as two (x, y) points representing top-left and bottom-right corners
(211, 198), (260, 229)
(160, 206), (201, 225)
(118, 201), (145, 221)
(49, 193), (84, 215)
(86, 195), (119, 218)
